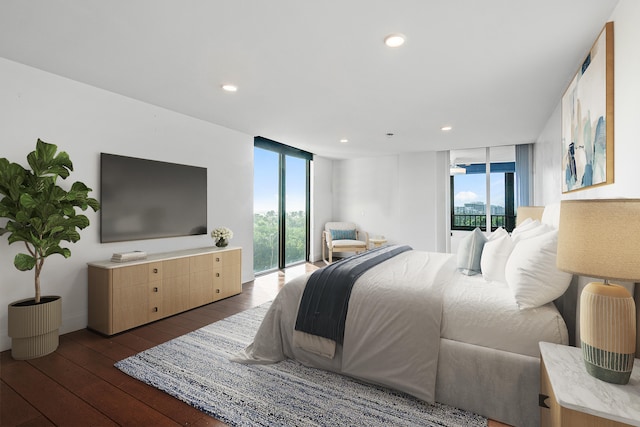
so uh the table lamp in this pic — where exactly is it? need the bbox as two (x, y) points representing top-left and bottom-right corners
(556, 199), (638, 385)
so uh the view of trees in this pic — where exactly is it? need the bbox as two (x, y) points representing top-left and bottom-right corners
(253, 210), (306, 273)
(451, 213), (515, 231)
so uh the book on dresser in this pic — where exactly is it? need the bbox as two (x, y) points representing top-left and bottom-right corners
(110, 251), (148, 262)
(87, 247), (242, 335)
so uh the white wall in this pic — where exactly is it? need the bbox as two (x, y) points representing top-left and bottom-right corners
(0, 58), (255, 352)
(310, 156), (333, 262)
(532, 0), (640, 345)
(534, 0), (640, 204)
(331, 151), (445, 253)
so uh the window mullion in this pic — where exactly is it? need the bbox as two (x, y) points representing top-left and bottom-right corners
(485, 147), (491, 232)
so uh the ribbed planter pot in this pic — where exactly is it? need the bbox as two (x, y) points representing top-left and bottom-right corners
(8, 296), (62, 360)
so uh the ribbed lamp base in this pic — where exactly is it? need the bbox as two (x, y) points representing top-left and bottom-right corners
(580, 282), (636, 385)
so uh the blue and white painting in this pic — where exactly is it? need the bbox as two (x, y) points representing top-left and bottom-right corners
(562, 23), (612, 193)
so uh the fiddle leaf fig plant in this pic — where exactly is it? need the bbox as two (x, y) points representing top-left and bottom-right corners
(0, 139), (100, 303)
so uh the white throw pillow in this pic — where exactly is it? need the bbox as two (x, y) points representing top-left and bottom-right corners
(511, 220), (552, 243)
(515, 217), (534, 229)
(487, 226), (508, 241)
(505, 230), (572, 309)
(481, 229), (514, 284)
(541, 202), (561, 229)
(457, 227), (487, 276)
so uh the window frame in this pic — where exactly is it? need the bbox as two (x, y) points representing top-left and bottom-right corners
(450, 162), (516, 232)
(253, 137), (312, 273)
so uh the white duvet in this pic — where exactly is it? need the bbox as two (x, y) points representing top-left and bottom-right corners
(232, 251), (457, 403)
(441, 274), (569, 357)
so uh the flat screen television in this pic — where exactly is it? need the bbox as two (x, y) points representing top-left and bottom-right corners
(100, 153), (207, 243)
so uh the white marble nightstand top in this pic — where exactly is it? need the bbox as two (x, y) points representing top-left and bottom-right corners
(539, 341), (640, 426)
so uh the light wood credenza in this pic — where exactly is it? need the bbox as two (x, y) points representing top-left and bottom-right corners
(87, 247), (241, 335)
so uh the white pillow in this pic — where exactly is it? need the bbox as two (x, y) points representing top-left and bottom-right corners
(481, 228), (514, 284)
(511, 220), (552, 243)
(457, 227), (487, 276)
(541, 202), (561, 229)
(487, 226), (508, 241)
(515, 217), (534, 229)
(505, 230), (572, 309)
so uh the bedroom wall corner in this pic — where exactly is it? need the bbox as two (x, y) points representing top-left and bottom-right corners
(331, 152), (442, 252)
(311, 156), (333, 262)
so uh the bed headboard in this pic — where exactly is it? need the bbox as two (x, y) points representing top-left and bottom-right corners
(515, 206), (544, 226)
(636, 286), (640, 358)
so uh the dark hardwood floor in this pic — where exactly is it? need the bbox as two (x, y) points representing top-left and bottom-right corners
(0, 263), (319, 427)
(1, 261), (507, 427)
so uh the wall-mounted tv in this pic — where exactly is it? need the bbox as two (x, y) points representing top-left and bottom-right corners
(100, 153), (207, 243)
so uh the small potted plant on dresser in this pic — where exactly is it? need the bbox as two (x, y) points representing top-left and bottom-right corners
(0, 139), (100, 359)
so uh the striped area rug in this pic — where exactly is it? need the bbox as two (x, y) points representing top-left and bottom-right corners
(115, 303), (486, 427)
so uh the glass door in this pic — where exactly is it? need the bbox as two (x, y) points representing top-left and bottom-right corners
(253, 138), (311, 274)
(284, 155), (307, 266)
(253, 147), (280, 272)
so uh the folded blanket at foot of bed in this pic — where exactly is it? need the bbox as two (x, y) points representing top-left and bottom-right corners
(294, 245), (412, 357)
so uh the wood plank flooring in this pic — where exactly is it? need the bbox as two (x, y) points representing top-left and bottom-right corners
(1, 262), (508, 427)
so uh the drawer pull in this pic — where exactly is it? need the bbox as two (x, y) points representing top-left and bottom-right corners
(216, 289), (220, 293)
(153, 268), (158, 273)
(538, 393), (550, 409)
(216, 257), (220, 262)
(152, 307), (158, 313)
(153, 287), (158, 292)
(216, 273), (220, 277)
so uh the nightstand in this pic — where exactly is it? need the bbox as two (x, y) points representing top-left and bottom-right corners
(369, 237), (387, 248)
(539, 342), (640, 427)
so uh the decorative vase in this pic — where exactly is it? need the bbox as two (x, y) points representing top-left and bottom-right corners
(216, 238), (228, 248)
(8, 295), (62, 360)
(580, 282), (636, 384)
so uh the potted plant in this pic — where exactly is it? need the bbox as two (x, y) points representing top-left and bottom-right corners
(0, 139), (100, 359)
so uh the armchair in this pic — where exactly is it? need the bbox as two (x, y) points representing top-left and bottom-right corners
(322, 222), (369, 264)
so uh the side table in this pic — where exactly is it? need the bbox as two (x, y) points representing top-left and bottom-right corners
(369, 237), (387, 249)
(539, 341), (640, 427)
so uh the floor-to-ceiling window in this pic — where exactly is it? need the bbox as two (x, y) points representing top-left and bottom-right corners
(253, 137), (311, 274)
(253, 147), (280, 272)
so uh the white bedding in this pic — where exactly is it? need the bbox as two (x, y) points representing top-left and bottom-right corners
(233, 249), (570, 408)
(441, 272), (569, 357)
(233, 250), (457, 402)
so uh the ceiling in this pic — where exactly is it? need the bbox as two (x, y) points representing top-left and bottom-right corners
(0, 0), (618, 159)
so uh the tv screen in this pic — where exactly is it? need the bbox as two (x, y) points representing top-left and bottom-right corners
(100, 153), (207, 243)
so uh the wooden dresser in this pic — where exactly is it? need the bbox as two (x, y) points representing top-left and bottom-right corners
(88, 247), (241, 335)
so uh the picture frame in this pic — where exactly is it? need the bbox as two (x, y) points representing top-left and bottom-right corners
(561, 21), (614, 193)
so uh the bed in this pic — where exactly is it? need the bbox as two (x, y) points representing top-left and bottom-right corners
(232, 206), (580, 427)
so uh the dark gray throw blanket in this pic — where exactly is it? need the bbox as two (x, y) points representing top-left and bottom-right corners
(295, 245), (412, 344)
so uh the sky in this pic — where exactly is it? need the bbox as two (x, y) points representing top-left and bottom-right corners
(254, 148), (307, 213)
(453, 173), (506, 207)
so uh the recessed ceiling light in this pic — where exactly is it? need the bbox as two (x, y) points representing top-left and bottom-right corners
(441, 126), (453, 131)
(221, 84), (238, 92)
(384, 33), (406, 48)
(340, 139), (349, 143)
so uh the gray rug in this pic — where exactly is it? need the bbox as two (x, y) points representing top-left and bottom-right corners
(115, 303), (486, 426)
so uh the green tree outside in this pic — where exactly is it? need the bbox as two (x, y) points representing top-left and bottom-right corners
(253, 210), (306, 273)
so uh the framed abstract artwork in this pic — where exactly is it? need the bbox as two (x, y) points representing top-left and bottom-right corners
(561, 22), (614, 193)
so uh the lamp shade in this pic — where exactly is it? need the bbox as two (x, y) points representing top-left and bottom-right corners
(557, 199), (640, 282)
(557, 199), (639, 384)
